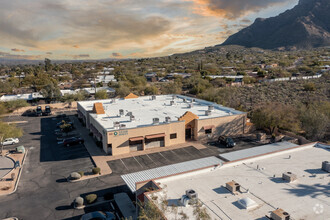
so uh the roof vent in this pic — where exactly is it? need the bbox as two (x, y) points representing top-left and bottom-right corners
(271, 208), (290, 220)
(172, 95), (176, 100)
(151, 95), (156, 100)
(120, 124), (126, 129)
(188, 103), (194, 108)
(205, 110), (212, 116)
(153, 118), (159, 125)
(165, 116), (171, 123)
(192, 99), (196, 102)
(282, 172), (297, 182)
(208, 105), (214, 111)
(183, 98), (187, 103)
(170, 100), (175, 106)
(130, 115), (135, 121)
(126, 111), (133, 117)
(119, 109), (124, 117)
(114, 121), (120, 129)
(185, 189), (198, 199)
(226, 181), (240, 193)
(322, 161), (330, 172)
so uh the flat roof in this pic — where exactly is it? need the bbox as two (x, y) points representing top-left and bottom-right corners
(78, 95), (245, 131)
(150, 144), (330, 220)
(121, 156), (224, 193)
(219, 141), (298, 161)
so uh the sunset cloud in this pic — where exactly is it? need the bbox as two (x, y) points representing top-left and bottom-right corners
(11, 48), (25, 52)
(0, 0), (298, 59)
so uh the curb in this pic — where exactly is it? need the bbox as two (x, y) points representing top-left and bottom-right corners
(4, 149), (28, 196)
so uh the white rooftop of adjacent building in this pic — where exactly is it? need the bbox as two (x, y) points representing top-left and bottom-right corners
(78, 95), (245, 131)
(150, 143), (330, 220)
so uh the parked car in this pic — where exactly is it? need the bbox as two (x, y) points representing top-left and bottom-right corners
(80, 211), (115, 220)
(43, 105), (52, 116)
(63, 137), (84, 147)
(218, 136), (236, 148)
(1, 138), (19, 146)
(35, 106), (42, 116)
(57, 133), (79, 141)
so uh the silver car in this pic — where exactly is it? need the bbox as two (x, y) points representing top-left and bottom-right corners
(1, 138), (19, 146)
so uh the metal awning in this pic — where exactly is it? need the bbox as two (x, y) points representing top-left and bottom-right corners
(203, 125), (215, 130)
(145, 133), (165, 139)
(129, 136), (144, 142)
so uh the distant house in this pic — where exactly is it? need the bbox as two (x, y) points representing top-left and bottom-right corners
(145, 72), (158, 82)
(0, 92), (44, 102)
(95, 75), (117, 84)
(60, 87), (115, 96)
(166, 72), (191, 79)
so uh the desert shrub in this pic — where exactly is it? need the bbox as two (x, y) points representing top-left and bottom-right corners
(78, 171), (84, 177)
(85, 194), (97, 204)
(92, 167), (101, 174)
(69, 172), (81, 180)
(104, 192), (114, 200)
(303, 82), (316, 91)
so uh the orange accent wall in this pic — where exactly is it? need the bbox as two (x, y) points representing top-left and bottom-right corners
(124, 93), (139, 99)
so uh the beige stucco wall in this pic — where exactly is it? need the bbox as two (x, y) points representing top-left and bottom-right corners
(107, 121), (186, 156)
(195, 114), (246, 140)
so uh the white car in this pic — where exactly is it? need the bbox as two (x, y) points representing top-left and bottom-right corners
(1, 138), (19, 146)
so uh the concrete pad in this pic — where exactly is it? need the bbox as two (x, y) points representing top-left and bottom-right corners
(0, 156), (14, 178)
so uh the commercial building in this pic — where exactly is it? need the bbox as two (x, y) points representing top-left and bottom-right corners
(122, 142), (330, 220)
(77, 94), (246, 156)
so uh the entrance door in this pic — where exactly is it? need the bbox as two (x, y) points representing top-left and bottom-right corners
(185, 128), (192, 140)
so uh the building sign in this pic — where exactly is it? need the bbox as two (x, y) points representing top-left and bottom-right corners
(109, 130), (128, 137)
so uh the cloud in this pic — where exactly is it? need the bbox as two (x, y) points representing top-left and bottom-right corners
(240, 19), (251, 23)
(11, 48), (25, 52)
(112, 52), (122, 57)
(71, 54), (90, 59)
(187, 0), (290, 19)
(46, 52), (52, 55)
(0, 51), (41, 60)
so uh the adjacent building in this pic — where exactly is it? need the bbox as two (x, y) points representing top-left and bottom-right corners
(77, 94), (246, 156)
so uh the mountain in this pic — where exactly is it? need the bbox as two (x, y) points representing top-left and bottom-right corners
(221, 0), (330, 49)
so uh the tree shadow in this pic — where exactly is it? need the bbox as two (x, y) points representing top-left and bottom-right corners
(284, 183), (330, 198)
(304, 168), (328, 175)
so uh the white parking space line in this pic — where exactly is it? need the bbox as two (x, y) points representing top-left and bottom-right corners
(120, 159), (129, 170)
(158, 152), (169, 161)
(170, 150), (181, 157)
(146, 154), (158, 165)
(133, 156), (144, 168)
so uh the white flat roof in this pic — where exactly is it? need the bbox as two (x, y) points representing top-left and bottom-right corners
(78, 95), (245, 131)
(151, 144), (330, 220)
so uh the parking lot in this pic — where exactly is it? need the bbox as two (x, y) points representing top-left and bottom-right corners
(1, 112), (266, 220)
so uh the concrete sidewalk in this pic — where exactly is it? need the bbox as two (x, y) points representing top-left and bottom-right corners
(72, 116), (112, 176)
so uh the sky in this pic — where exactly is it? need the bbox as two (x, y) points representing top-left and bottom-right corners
(0, 0), (299, 60)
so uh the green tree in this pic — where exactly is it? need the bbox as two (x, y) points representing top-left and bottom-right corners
(41, 83), (61, 101)
(251, 103), (300, 135)
(44, 58), (52, 72)
(303, 82), (316, 91)
(144, 86), (158, 95)
(94, 90), (108, 100)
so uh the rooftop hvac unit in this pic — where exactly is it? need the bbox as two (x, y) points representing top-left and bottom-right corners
(185, 189), (198, 199)
(119, 109), (124, 116)
(270, 208), (290, 220)
(183, 98), (186, 103)
(114, 121), (120, 129)
(151, 95), (156, 100)
(192, 99), (195, 103)
(126, 111), (133, 117)
(170, 100), (175, 106)
(180, 195), (190, 207)
(205, 110), (212, 116)
(120, 124), (126, 129)
(188, 103), (193, 108)
(165, 116), (171, 123)
(152, 118), (159, 124)
(322, 161), (330, 172)
(226, 181), (240, 193)
(208, 105), (215, 111)
(282, 172), (297, 182)
(130, 115), (135, 121)
(172, 95), (176, 100)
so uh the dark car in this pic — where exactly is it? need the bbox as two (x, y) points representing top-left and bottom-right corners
(218, 136), (236, 148)
(63, 137), (84, 147)
(43, 105), (52, 116)
(35, 106), (42, 116)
